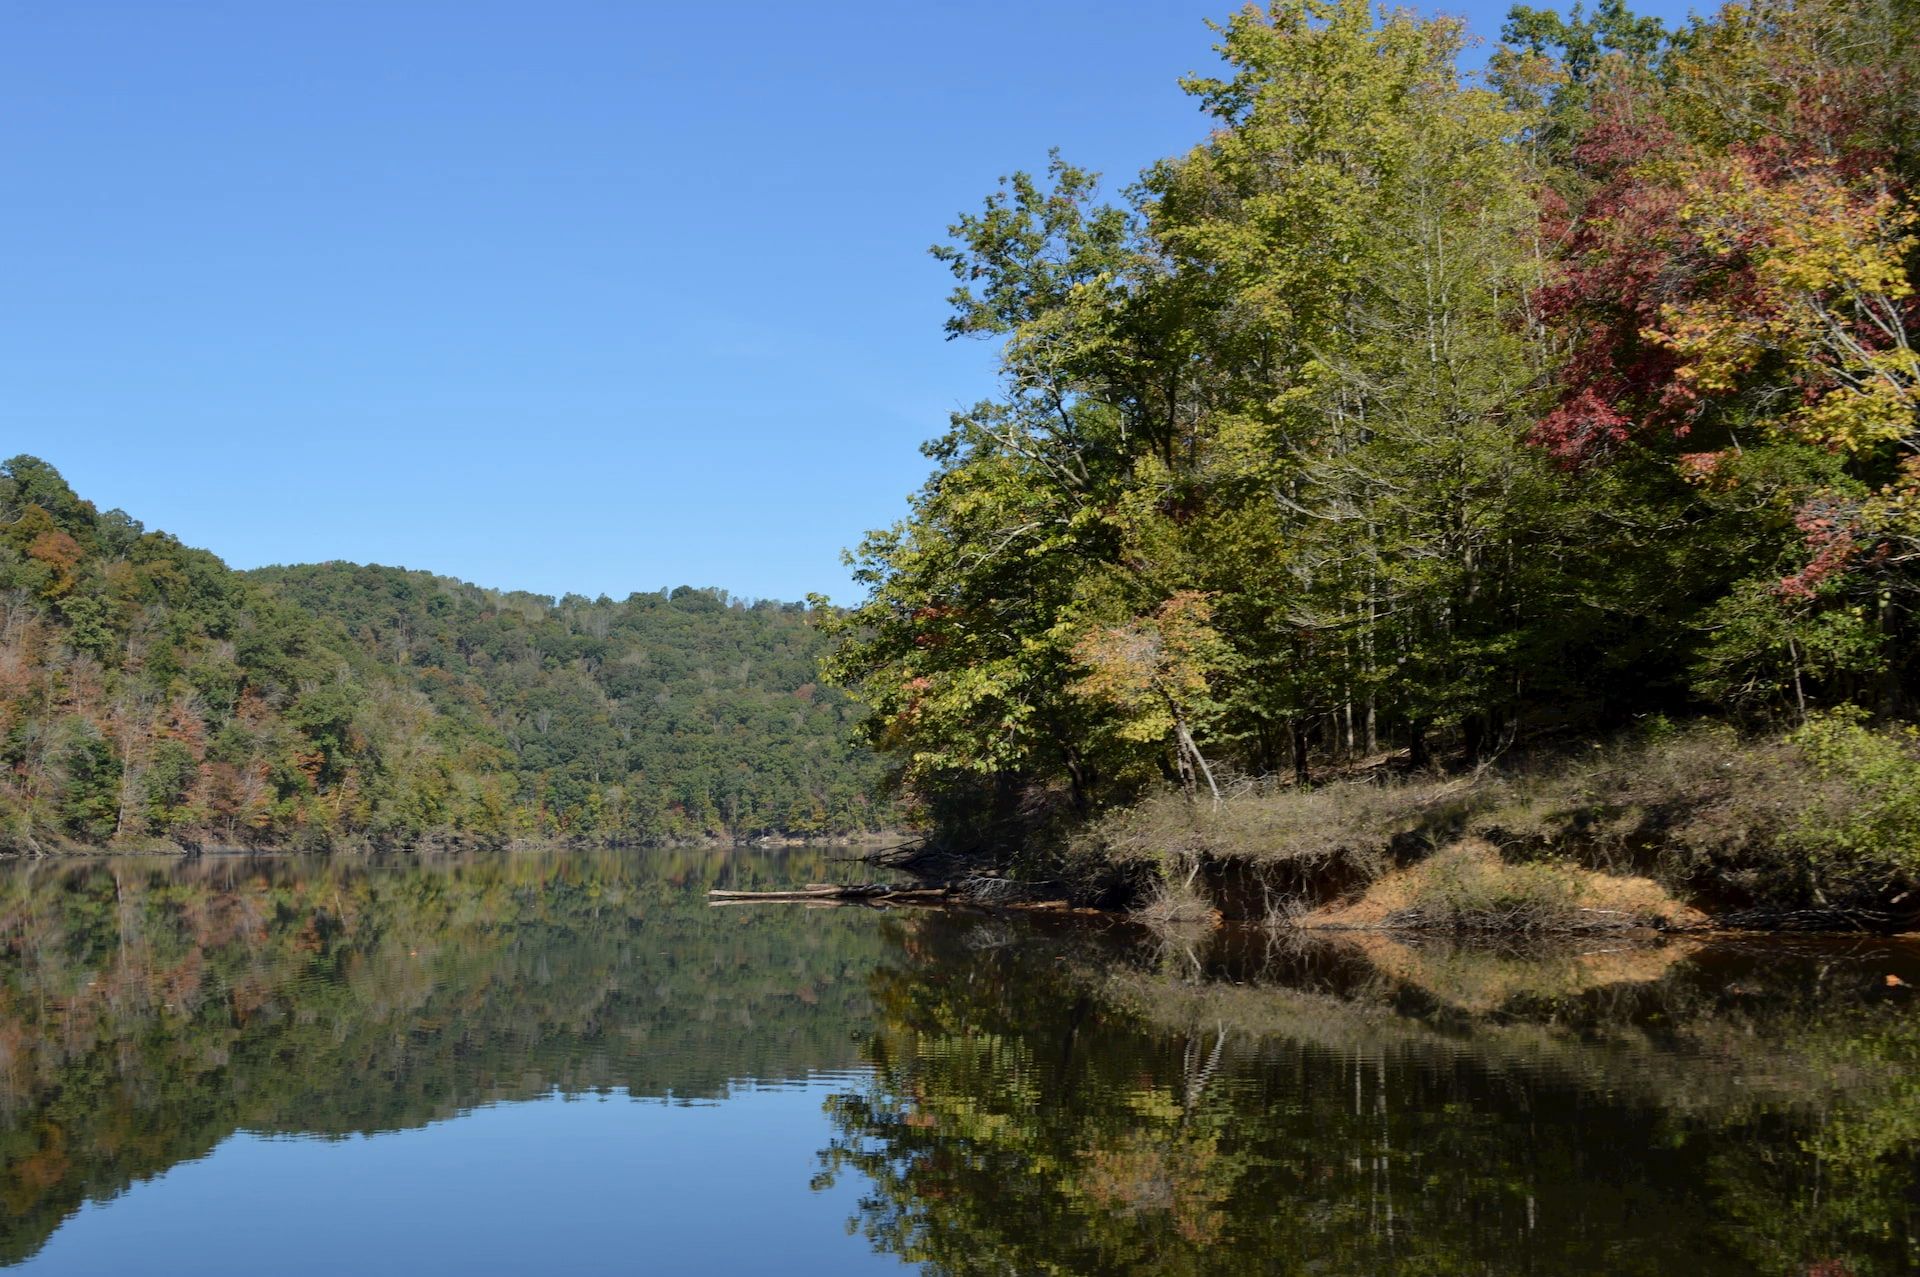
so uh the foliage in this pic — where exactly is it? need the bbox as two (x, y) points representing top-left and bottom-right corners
(0, 457), (893, 850)
(827, 0), (1920, 875)
(252, 562), (892, 843)
(1071, 591), (1232, 800)
(1782, 708), (1920, 907)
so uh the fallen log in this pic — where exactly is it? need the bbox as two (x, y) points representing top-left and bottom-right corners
(706, 882), (951, 904)
(706, 882), (1095, 914)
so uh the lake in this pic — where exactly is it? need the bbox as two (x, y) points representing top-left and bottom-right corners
(0, 848), (1915, 1275)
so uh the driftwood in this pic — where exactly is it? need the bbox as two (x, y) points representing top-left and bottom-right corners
(1712, 904), (1920, 933)
(708, 882), (955, 905)
(706, 880), (1078, 912)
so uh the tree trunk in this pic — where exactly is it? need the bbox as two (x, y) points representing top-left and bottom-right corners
(1463, 713), (1486, 765)
(1408, 719), (1432, 770)
(1063, 746), (1093, 814)
(1173, 716), (1221, 808)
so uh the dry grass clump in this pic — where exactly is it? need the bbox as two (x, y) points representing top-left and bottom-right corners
(1133, 874), (1221, 929)
(1492, 718), (1920, 921)
(1302, 838), (1705, 934)
(1404, 839), (1590, 931)
(1085, 775), (1474, 879)
(1083, 724), (1824, 886)
(1481, 724), (1815, 882)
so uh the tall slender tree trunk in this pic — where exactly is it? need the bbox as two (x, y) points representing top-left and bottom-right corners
(1172, 713), (1221, 808)
(1290, 718), (1312, 787)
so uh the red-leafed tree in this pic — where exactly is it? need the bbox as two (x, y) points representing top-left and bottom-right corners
(1522, 0), (1920, 711)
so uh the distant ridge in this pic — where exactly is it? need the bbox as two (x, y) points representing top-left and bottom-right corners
(0, 455), (892, 852)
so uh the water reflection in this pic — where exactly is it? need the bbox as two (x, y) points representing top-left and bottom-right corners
(1, 851), (1917, 1274)
(824, 917), (1920, 1275)
(0, 848), (889, 1266)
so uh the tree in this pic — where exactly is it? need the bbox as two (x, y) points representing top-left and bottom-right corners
(1071, 592), (1231, 803)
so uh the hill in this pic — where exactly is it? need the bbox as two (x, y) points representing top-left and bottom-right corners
(0, 455), (890, 851)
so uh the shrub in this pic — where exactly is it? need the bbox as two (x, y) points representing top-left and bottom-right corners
(1780, 710), (1920, 912)
(1402, 841), (1589, 933)
(1134, 873), (1219, 928)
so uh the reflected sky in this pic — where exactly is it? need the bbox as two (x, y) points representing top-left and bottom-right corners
(21, 1083), (900, 1277)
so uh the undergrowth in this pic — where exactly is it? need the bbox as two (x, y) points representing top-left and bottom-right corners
(1078, 715), (1920, 926)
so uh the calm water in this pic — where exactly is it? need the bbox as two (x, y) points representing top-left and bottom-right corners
(1, 850), (1916, 1275)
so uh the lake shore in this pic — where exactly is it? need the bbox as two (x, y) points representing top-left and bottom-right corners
(0, 827), (911, 859)
(981, 722), (1920, 935)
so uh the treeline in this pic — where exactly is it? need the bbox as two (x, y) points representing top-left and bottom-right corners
(827, 0), (1920, 831)
(0, 456), (891, 851)
(252, 562), (887, 840)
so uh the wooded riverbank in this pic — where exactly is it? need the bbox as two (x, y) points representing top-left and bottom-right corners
(884, 720), (1920, 934)
(816, 0), (1920, 941)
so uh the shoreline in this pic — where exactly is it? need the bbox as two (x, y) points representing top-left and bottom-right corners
(2, 842), (1913, 940)
(1041, 724), (1920, 937)
(0, 829), (915, 860)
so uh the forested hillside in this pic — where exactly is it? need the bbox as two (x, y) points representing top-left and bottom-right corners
(0, 456), (889, 851)
(250, 562), (886, 839)
(828, 0), (1920, 835)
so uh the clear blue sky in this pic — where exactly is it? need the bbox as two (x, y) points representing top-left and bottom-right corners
(1, 0), (1696, 603)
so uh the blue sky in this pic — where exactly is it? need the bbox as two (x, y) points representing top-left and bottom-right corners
(2, 0), (1697, 603)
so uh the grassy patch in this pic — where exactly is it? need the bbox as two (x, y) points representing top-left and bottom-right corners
(1085, 776), (1468, 873)
(1081, 717), (1920, 926)
(1303, 838), (1703, 934)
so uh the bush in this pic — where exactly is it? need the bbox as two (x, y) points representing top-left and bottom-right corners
(1402, 841), (1589, 933)
(1780, 710), (1920, 912)
(57, 720), (119, 841)
(1134, 873), (1219, 928)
